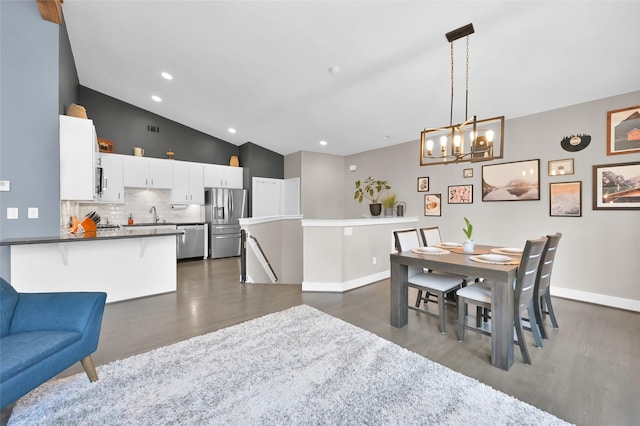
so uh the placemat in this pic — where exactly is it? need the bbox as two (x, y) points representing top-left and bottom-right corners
(450, 247), (490, 255)
(469, 255), (520, 265)
(411, 248), (451, 255)
(490, 248), (524, 256)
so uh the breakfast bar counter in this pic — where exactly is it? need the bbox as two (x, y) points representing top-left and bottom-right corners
(1, 228), (183, 303)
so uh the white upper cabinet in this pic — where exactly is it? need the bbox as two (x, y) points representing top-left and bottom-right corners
(59, 115), (97, 201)
(98, 153), (124, 203)
(148, 158), (173, 189)
(123, 156), (173, 189)
(171, 161), (204, 205)
(204, 164), (243, 189)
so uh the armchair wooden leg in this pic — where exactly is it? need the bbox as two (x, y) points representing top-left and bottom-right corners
(81, 355), (99, 382)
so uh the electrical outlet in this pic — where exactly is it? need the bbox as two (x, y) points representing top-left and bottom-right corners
(372, 256), (377, 265)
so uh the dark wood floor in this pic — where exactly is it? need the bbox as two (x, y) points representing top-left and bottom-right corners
(4, 257), (639, 425)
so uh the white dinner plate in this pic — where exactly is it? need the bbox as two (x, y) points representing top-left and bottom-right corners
(479, 253), (512, 262)
(416, 247), (444, 254)
(500, 247), (523, 254)
(439, 242), (463, 248)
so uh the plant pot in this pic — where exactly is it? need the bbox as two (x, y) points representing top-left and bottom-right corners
(463, 239), (475, 253)
(369, 203), (382, 216)
(384, 207), (394, 217)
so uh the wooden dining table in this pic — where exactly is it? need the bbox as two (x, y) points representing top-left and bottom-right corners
(390, 244), (519, 371)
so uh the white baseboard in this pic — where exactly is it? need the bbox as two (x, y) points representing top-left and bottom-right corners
(551, 286), (640, 312)
(303, 270), (390, 292)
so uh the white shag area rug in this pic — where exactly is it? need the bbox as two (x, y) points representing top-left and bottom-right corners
(9, 305), (569, 425)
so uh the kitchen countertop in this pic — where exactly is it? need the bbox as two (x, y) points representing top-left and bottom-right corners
(0, 228), (183, 246)
(121, 222), (206, 227)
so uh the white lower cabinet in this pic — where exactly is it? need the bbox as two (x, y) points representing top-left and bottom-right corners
(98, 154), (124, 203)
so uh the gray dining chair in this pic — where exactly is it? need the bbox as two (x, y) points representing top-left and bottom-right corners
(456, 237), (546, 364)
(393, 229), (464, 334)
(533, 232), (562, 340)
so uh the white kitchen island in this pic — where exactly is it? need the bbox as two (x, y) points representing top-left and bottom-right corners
(1, 228), (182, 303)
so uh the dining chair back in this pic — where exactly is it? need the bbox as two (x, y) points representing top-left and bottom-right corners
(392, 229), (463, 334)
(533, 232), (562, 339)
(457, 237), (547, 364)
(419, 227), (442, 247)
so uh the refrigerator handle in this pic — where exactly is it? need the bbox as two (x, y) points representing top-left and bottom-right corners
(229, 190), (234, 218)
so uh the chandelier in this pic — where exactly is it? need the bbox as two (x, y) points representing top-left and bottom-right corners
(420, 23), (504, 166)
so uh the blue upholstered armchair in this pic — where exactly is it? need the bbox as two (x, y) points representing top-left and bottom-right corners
(0, 278), (107, 409)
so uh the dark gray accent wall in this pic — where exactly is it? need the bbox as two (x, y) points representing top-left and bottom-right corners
(239, 142), (284, 216)
(59, 14), (79, 114)
(78, 86), (239, 164)
(0, 1), (61, 281)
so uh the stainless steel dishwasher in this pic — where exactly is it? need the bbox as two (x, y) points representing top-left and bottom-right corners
(176, 224), (206, 259)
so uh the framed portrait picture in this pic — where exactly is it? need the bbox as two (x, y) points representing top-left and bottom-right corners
(550, 181), (582, 217)
(448, 184), (473, 204)
(481, 159), (540, 201)
(607, 105), (640, 156)
(424, 194), (441, 216)
(592, 161), (640, 210)
(548, 158), (574, 176)
(463, 168), (473, 178)
(417, 177), (429, 192)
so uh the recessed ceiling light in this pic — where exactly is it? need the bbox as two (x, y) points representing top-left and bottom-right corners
(228, 128), (237, 134)
(152, 95), (162, 102)
(328, 66), (340, 74)
(161, 72), (173, 80)
(320, 140), (328, 146)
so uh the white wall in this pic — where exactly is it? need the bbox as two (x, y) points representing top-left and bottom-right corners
(340, 91), (640, 310)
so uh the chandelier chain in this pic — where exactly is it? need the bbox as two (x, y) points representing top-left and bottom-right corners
(449, 41), (454, 127)
(465, 35), (470, 122)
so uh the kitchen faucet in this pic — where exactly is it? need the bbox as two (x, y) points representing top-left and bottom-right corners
(149, 206), (159, 223)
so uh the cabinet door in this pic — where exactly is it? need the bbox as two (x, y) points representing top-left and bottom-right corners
(99, 154), (124, 203)
(59, 115), (96, 201)
(188, 163), (204, 204)
(224, 166), (244, 189)
(170, 161), (190, 204)
(148, 158), (173, 189)
(123, 156), (149, 188)
(203, 164), (224, 188)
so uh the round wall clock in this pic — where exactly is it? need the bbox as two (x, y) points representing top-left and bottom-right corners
(561, 134), (591, 152)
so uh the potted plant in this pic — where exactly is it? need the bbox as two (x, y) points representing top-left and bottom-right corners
(354, 177), (391, 216)
(462, 217), (474, 253)
(381, 193), (398, 217)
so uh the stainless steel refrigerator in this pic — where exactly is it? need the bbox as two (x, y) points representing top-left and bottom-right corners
(205, 188), (248, 258)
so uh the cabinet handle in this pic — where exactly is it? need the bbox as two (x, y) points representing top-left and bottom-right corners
(146, 178), (148, 186)
(104, 178), (108, 189)
(151, 178), (154, 186)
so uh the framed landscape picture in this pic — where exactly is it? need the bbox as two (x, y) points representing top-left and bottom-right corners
(448, 184), (473, 204)
(481, 159), (540, 201)
(592, 161), (640, 210)
(607, 105), (640, 156)
(548, 158), (574, 176)
(550, 181), (582, 217)
(417, 177), (429, 192)
(424, 194), (441, 216)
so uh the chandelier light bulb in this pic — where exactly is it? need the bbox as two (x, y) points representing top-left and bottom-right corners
(487, 130), (494, 142)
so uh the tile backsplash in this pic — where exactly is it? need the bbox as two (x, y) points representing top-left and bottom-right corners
(61, 189), (203, 227)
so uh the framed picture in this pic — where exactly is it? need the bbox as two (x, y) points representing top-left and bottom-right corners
(417, 177), (430, 192)
(550, 181), (582, 217)
(463, 168), (473, 178)
(592, 161), (640, 210)
(607, 105), (640, 156)
(481, 159), (540, 201)
(548, 158), (574, 176)
(424, 194), (441, 216)
(448, 184), (473, 204)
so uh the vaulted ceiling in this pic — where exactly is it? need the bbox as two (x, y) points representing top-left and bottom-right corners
(62, 1), (640, 156)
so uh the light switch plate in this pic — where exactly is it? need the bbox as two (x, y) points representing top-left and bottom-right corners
(28, 207), (39, 219)
(0, 180), (9, 191)
(7, 207), (18, 219)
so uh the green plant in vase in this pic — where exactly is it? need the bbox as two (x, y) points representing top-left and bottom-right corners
(354, 177), (391, 216)
(381, 193), (398, 216)
(462, 217), (475, 253)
